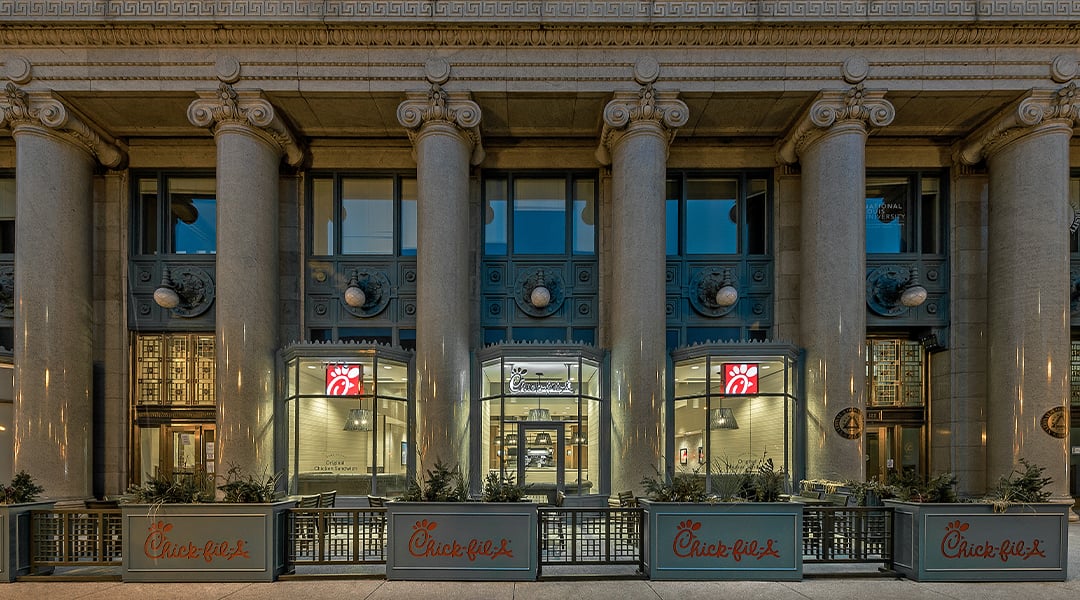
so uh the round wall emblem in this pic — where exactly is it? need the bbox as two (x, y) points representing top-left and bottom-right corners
(1040, 406), (1067, 439)
(833, 407), (863, 440)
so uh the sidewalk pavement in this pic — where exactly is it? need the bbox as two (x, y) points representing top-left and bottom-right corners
(2, 522), (1078, 600)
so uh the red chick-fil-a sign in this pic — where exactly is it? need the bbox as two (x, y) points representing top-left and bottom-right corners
(143, 520), (251, 564)
(672, 519), (780, 561)
(939, 519), (1046, 563)
(723, 363), (758, 395)
(407, 519), (514, 561)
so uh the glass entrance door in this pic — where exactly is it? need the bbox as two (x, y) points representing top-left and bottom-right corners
(516, 422), (564, 501)
(161, 424), (215, 483)
(865, 425), (922, 481)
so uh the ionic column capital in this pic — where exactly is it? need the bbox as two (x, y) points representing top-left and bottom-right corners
(0, 82), (125, 168)
(956, 83), (1079, 165)
(595, 83), (689, 166)
(397, 82), (485, 165)
(187, 83), (305, 166)
(776, 84), (895, 165)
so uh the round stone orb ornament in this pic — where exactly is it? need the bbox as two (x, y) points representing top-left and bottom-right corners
(715, 284), (739, 307)
(344, 285), (367, 308)
(530, 286), (551, 309)
(153, 286), (181, 309)
(900, 284), (928, 307)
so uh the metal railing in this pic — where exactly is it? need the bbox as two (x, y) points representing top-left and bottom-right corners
(537, 506), (645, 576)
(30, 508), (124, 570)
(287, 507), (387, 565)
(802, 505), (893, 564)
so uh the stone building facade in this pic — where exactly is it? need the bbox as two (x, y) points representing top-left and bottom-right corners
(0, 1), (1077, 503)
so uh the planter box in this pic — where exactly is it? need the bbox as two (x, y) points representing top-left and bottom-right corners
(886, 500), (1070, 581)
(121, 501), (294, 582)
(386, 501), (537, 581)
(641, 500), (803, 581)
(0, 501), (54, 582)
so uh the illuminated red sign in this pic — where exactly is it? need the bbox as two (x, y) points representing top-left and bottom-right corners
(325, 363), (363, 396)
(723, 363), (758, 394)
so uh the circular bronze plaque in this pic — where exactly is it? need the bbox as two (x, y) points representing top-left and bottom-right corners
(833, 407), (863, 440)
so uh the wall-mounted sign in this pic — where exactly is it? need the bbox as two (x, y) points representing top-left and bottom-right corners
(326, 363), (363, 396)
(507, 366), (573, 395)
(722, 363), (758, 394)
(833, 407), (863, 440)
(1040, 406), (1067, 439)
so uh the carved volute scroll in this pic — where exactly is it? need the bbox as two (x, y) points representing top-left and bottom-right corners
(396, 62), (485, 166)
(957, 82), (1079, 165)
(0, 82), (125, 168)
(187, 82), (305, 166)
(776, 83), (895, 164)
(596, 59), (689, 165)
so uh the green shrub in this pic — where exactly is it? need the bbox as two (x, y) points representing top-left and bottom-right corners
(217, 465), (281, 503)
(127, 469), (215, 504)
(399, 459), (469, 502)
(480, 471), (527, 502)
(985, 458), (1052, 511)
(0, 471), (44, 504)
(641, 465), (708, 503)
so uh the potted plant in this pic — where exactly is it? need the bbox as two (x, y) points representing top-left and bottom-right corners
(120, 465), (293, 583)
(385, 460), (538, 581)
(639, 454), (803, 581)
(0, 471), (50, 582)
(885, 460), (1070, 582)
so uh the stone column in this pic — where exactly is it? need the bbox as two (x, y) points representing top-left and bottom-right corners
(596, 60), (688, 493)
(398, 62), (483, 470)
(188, 84), (304, 479)
(0, 83), (124, 498)
(777, 84), (895, 482)
(957, 83), (1078, 499)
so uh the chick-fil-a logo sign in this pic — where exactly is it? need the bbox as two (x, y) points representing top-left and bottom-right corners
(939, 520), (1046, 563)
(672, 519), (780, 561)
(143, 521), (251, 564)
(325, 363), (363, 396)
(407, 519), (514, 561)
(723, 363), (758, 395)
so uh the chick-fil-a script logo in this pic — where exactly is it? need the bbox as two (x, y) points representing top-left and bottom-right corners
(940, 520), (1046, 563)
(143, 521), (251, 564)
(672, 519), (780, 561)
(407, 519), (514, 561)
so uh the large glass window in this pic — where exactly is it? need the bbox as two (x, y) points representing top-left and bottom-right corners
(667, 174), (768, 256)
(0, 176), (14, 255)
(484, 174), (596, 257)
(282, 346), (412, 497)
(135, 174), (217, 255)
(477, 350), (604, 498)
(866, 339), (925, 408)
(671, 346), (798, 490)
(310, 175), (417, 256)
(865, 174), (943, 254)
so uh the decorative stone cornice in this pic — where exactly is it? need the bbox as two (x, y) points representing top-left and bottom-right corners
(956, 83), (1079, 165)
(187, 83), (304, 166)
(397, 82), (485, 165)
(5, 24), (1080, 49)
(776, 84), (895, 164)
(0, 82), (125, 167)
(596, 83), (689, 166)
(4, 1), (1080, 23)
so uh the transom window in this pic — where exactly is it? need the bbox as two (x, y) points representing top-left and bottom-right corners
(866, 339), (925, 408)
(134, 174), (217, 255)
(310, 174), (417, 256)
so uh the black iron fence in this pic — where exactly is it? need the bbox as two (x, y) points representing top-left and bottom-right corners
(537, 506), (645, 575)
(287, 507), (387, 565)
(802, 505), (893, 564)
(30, 508), (123, 571)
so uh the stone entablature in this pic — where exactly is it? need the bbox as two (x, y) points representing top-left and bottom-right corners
(3, 1), (1079, 23)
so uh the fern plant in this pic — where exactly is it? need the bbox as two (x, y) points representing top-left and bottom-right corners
(217, 465), (281, 503)
(641, 465), (708, 502)
(127, 469), (215, 504)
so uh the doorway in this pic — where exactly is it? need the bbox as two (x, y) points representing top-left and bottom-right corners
(136, 423), (216, 483)
(516, 422), (565, 500)
(865, 424), (922, 482)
